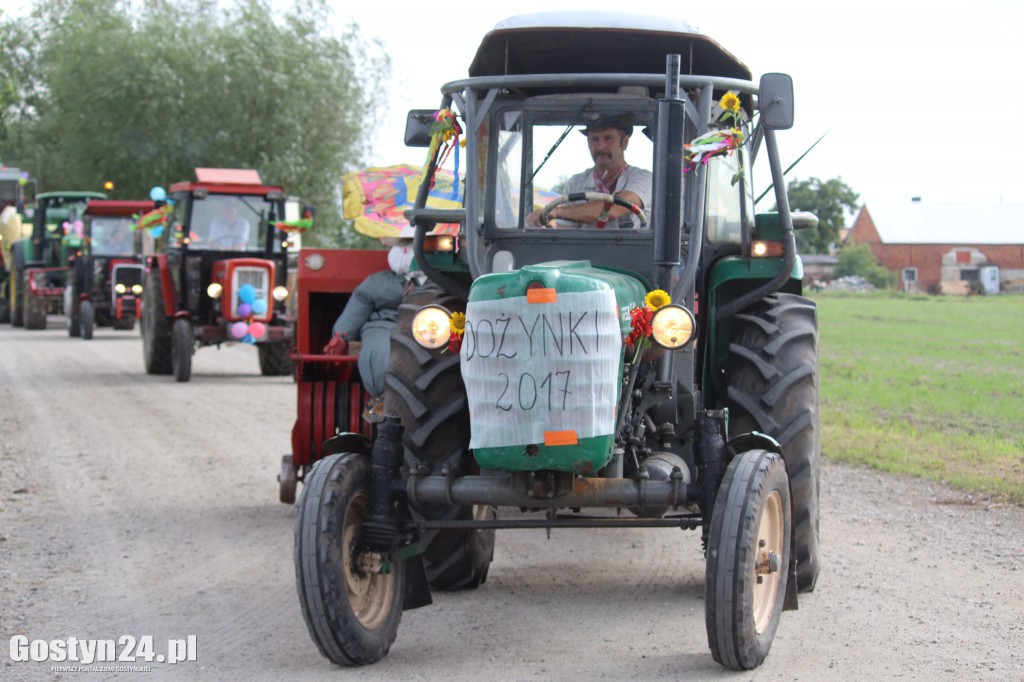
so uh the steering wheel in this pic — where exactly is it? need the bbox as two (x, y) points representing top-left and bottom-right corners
(541, 191), (648, 229)
(210, 234), (243, 248)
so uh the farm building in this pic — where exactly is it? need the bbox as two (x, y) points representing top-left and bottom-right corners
(848, 201), (1024, 294)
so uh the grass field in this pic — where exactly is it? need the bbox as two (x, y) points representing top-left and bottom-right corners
(813, 291), (1024, 503)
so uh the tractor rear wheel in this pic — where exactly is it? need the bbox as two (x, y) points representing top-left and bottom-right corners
(0, 288), (8, 324)
(142, 270), (172, 375)
(10, 244), (24, 327)
(294, 453), (403, 666)
(705, 449), (791, 670)
(259, 340), (294, 376)
(23, 271), (46, 330)
(383, 287), (495, 591)
(724, 293), (820, 593)
(80, 300), (94, 340)
(171, 318), (193, 382)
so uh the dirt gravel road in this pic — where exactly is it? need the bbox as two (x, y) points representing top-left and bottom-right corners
(1, 319), (1022, 681)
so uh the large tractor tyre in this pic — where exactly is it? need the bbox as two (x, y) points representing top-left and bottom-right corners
(724, 293), (820, 593)
(64, 284), (81, 337)
(171, 318), (193, 382)
(295, 453), (403, 666)
(23, 269), (46, 330)
(705, 449), (792, 670)
(79, 300), (95, 340)
(259, 340), (294, 376)
(142, 270), (172, 375)
(383, 287), (496, 591)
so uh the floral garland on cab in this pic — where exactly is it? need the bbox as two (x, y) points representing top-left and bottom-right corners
(683, 91), (748, 185)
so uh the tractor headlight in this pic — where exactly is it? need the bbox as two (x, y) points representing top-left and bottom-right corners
(132, 284), (143, 295)
(650, 305), (696, 350)
(115, 283), (127, 295)
(272, 285), (289, 301)
(410, 305), (451, 350)
(207, 283), (223, 298)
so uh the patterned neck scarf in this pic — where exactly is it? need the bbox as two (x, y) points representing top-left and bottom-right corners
(593, 163), (629, 194)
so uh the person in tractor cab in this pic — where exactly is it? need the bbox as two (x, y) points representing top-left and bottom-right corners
(323, 241), (427, 408)
(207, 197), (251, 250)
(527, 114), (652, 229)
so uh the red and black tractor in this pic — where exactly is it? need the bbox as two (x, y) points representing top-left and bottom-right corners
(64, 199), (155, 339)
(141, 168), (308, 382)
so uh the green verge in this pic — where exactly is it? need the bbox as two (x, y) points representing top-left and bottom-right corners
(814, 291), (1024, 503)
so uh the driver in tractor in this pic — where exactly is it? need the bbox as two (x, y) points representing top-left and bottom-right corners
(207, 197), (251, 250)
(527, 114), (652, 229)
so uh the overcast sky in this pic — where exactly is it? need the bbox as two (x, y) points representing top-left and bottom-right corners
(4, 1), (1023, 211)
(345, 1), (1024, 210)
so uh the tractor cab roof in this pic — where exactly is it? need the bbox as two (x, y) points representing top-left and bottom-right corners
(469, 12), (750, 82)
(168, 167), (284, 197)
(84, 199), (156, 217)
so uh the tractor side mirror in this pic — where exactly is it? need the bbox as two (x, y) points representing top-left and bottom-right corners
(758, 73), (794, 131)
(405, 110), (436, 147)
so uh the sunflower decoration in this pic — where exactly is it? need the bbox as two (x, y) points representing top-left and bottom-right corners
(626, 289), (671, 349)
(683, 91), (748, 184)
(447, 311), (466, 354)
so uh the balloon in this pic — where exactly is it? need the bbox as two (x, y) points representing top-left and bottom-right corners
(149, 186), (167, 202)
(242, 334), (255, 344)
(151, 226), (164, 238)
(237, 302), (252, 317)
(250, 298), (268, 315)
(248, 322), (266, 339)
(238, 283), (256, 304)
(230, 321), (249, 339)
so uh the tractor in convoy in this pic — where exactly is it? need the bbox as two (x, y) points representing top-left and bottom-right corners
(64, 199), (156, 339)
(291, 13), (821, 671)
(141, 168), (309, 382)
(7, 190), (107, 329)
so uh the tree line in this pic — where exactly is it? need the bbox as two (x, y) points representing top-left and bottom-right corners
(0, 0), (388, 247)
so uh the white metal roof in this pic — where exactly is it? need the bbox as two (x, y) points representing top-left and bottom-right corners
(859, 202), (1024, 245)
(492, 12), (700, 34)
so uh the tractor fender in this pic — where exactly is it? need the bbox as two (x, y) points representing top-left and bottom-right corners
(322, 432), (371, 457)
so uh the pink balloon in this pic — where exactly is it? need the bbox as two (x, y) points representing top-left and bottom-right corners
(248, 321), (266, 339)
(230, 321), (249, 339)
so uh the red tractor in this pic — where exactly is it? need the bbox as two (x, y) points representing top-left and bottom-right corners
(64, 199), (155, 339)
(279, 247), (390, 503)
(141, 168), (308, 382)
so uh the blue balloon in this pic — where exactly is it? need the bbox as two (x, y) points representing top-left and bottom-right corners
(238, 283), (256, 304)
(251, 298), (268, 315)
(242, 333), (255, 344)
(151, 226), (164, 238)
(149, 186), (167, 202)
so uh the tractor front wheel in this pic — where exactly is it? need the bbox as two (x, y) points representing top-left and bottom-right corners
(23, 272), (46, 330)
(171, 318), (193, 382)
(64, 284), (81, 337)
(725, 293), (820, 592)
(705, 449), (791, 670)
(294, 453), (403, 666)
(80, 300), (95, 340)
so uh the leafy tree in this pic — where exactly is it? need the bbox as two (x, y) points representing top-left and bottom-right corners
(0, 0), (388, 247)
(783, 176), (859, 254)
(834, 242), (896, 289)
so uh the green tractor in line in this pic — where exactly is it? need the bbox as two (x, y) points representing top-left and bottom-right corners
(0, 166), (35, 324)
(293, 13), (821, 671)
(6, 190), (107, 329)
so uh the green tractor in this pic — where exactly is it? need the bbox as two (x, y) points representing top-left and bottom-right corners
(294, 13), (820, 671)
(7, 190), (107, 329)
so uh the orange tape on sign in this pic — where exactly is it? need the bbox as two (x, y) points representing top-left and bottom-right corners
(544, 430), (579, 447)
(527, 288), (558, 304)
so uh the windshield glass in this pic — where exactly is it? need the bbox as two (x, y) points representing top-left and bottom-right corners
(189, 194), (274, 251)
(492, 107), (655, 230)
(90, 217), (136, 256)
